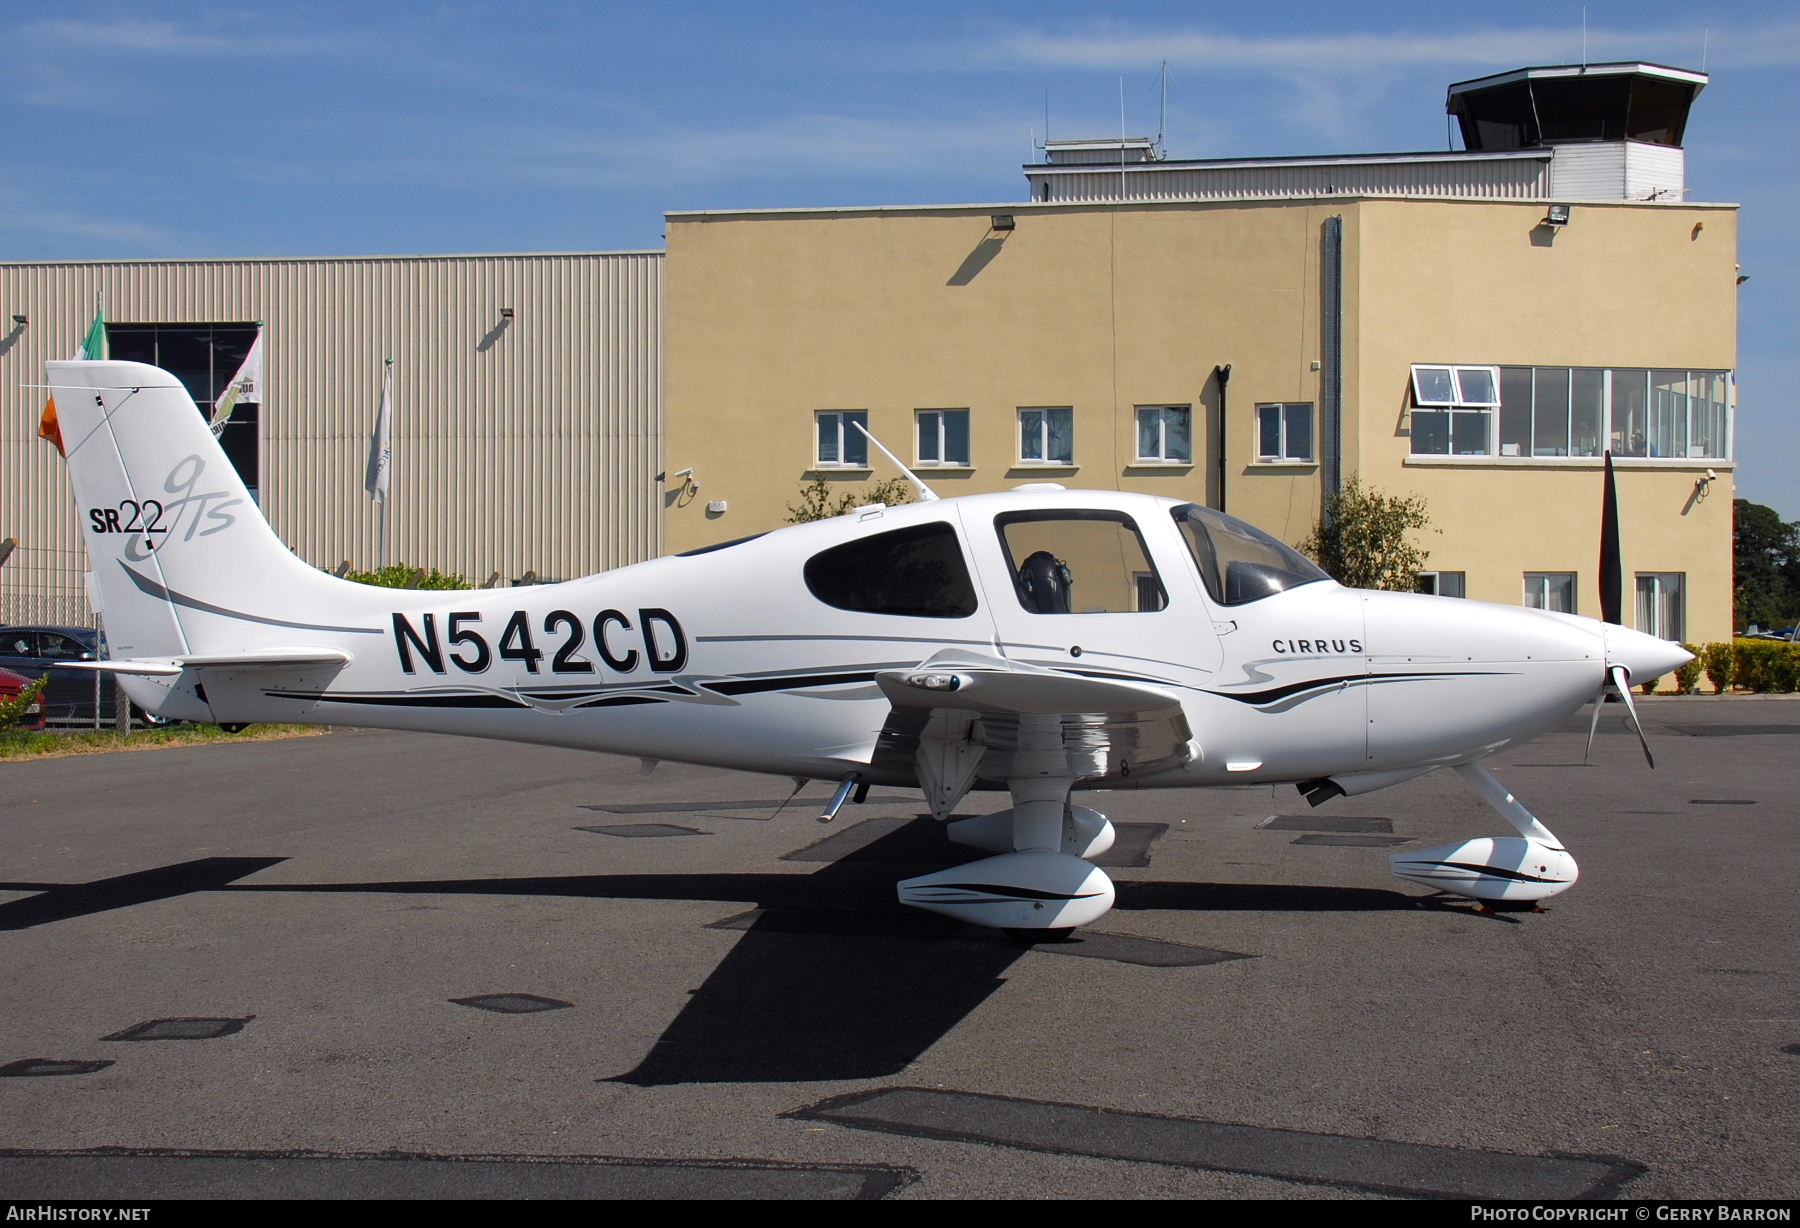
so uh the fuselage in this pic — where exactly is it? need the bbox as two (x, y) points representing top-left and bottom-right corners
(124, 487), (1634, 792)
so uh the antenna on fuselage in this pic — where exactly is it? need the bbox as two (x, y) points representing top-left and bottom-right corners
(850, 420), (940, 503)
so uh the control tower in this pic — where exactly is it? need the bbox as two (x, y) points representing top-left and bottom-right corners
(1447, 62), (1707, 200)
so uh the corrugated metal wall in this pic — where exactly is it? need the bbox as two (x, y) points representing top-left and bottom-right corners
(1030, 155), (1552, 203)
(1548, 142), (1687, 202)
(0, 253), (662, 625)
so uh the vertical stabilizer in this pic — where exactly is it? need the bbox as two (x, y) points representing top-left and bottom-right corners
(48, 360), (382, 665)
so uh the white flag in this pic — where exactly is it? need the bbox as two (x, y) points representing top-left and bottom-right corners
(211, 332), (263, 432)
(366, 363), (392, 504)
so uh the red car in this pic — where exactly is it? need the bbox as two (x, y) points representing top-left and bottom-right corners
(0, 666), (48, 731)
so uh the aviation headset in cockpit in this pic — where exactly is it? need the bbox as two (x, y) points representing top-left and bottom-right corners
(1016, 550), (1074, 614)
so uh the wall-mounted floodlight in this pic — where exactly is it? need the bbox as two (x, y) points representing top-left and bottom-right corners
(1682, 467), (1719, 516)
(1544, 204), (1572, 228)
(990, 214), (1016, 232)
(499, 307), (515, 319)
(10, 314), (26, 326)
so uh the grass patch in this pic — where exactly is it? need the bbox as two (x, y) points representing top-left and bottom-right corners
(0, 723), (335, 761)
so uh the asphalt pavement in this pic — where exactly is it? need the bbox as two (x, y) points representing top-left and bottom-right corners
(1, 697), (1794, 1200)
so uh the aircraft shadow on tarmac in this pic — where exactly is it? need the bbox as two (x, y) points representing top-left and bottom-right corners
(0, 819), (1460, 1086)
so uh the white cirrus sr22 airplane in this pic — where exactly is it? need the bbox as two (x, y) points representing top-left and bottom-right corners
(45, 360), (1691, 938)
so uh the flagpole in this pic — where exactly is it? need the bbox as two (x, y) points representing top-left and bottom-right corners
(367, 359), (395, 569)
(384, 360), (392, 568)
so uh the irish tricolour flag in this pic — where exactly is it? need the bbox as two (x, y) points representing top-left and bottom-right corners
(37, 307), (107, 456)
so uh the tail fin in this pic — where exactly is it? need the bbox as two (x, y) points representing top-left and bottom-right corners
(49, 360), (383, 667)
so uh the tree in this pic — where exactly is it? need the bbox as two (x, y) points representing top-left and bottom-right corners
(1733, 498), (1800, 630)
(1301, 476), (1435, 591)
(785, 476), (914, 524)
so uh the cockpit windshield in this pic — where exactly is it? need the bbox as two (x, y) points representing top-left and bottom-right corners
(1172, 504), (1329, 606)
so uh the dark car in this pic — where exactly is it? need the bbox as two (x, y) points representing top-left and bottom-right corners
(0, 625), (133, 726)
(0, 666), (48, 731)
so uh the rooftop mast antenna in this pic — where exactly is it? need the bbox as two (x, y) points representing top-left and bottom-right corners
(1581, 6), (1588, 68)
(1701, 27), (1709, 73)
(1119, 75), (1127, 194)
(1156, 59), (1169, 156)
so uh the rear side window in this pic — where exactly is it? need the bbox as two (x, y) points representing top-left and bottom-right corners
(804, 522), (979, 618)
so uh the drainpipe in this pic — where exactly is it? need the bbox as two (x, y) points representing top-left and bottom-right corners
(1213, 363), (1232, 513)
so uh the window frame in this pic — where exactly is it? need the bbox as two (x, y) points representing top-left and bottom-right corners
(106, 321), (263, 500)
(1415, 571), (1467, 598)
(1414, 364), (1733, 463)
(1018, 406), (1075, 467)
(1133, 404), (1192, 464)
(1411, 364), (1501, 408)
(914, 408), (972, 468)
(814, 409), (870, 469)
(1523, 571), (1578, 614)
(1634, 572), (1686, 642)
(1255, 402), (1316, 464)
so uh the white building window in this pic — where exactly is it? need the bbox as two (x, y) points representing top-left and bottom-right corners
(1019, 406), (1074, 465)
(1635, 573), (1685, 641)
(1410, 365), (1500, 456)
(916, 408), (970, 467)
(1524, 572), (1577, 614)
(1416, 571), (1467, 598)
(1134, 404), (1191, 463)
(1423, 365), (1731, 461)
(816, 410), (868, 468)
(1256, 403), (1314, 462)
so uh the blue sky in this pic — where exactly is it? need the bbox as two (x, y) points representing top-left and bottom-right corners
(5, 1), (1795, 516)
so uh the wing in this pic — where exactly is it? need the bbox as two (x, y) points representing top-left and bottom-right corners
(868, 650), (1194, 819)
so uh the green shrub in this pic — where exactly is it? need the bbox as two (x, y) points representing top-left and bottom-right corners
(1688, 639), (1800, 694)
(1774, 648), (1800, 693)
(1732, 638), (1800, 693)
(786, 476), (914, 524)
(340, 564), (471, 590)
(1300, 477), (1436, 592)
(1674, 647), (1703, 694)
(1700, 642), (1736, 694)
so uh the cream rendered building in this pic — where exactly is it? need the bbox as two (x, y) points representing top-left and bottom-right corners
(664, 63), (1735, 647)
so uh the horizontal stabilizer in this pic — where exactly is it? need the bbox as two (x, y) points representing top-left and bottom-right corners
(68, 649), (353, 677)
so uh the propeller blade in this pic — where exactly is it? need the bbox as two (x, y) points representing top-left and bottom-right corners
(1599, 451), (1623, 625)
(1610, 663), (1655, 769)
(1583, 672), (1607, 763)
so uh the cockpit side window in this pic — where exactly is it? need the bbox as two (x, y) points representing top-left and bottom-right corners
(804, 522), (979, 618)
(995, 510), (1168, 614)
(1172, 504), (1329, 605)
